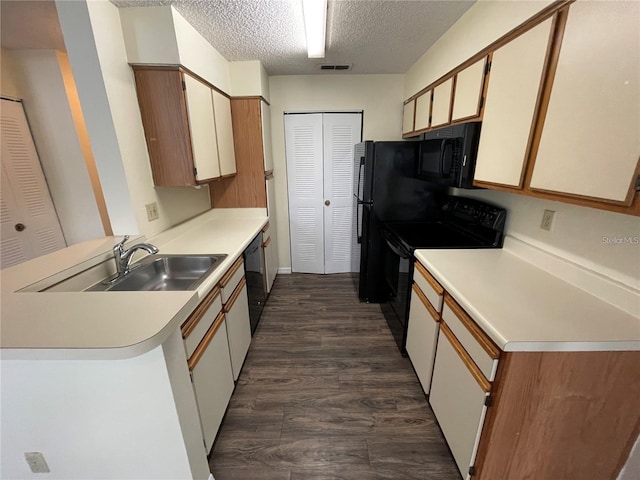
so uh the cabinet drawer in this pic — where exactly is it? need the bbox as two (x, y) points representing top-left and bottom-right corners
(220, 256), (244, 304)
(442, 294), (500, 381)
(406, 283), (440, 394)
(414, 261), (444, 313)
(181, 286), (222, 359)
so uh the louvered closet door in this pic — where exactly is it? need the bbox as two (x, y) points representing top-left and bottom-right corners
(323, 113), (362, 274)
(285, 114), (325, 273)
(1, 99), (66, 268)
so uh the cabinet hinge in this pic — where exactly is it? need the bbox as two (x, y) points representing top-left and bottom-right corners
(182, 80), (186, 91)
(428, 116), (432, 124)
(484, 394), (493, 407)
(469, 466), (476, 477)
(193, 167), (198, 177)
(634, 174), (640, 192)
(484, 61), (491, 75)
(189, 370), (194, 383)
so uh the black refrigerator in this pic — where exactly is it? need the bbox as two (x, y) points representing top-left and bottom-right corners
(353, 141), (445, 302)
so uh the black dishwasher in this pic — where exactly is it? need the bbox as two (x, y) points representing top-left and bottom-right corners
(243, 233), (266, 334)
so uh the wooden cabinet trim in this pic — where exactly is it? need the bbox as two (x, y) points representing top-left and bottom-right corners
(220, 256), (244, 287)
(412, 283), (440, 323)
(445, 294), (500, 360)
(261, 222), (270, 233)
(187, 311), (226, 370)
(415, 262), (444, 296)
(262, 236), (272, 248)
(224, 276), (247, 312)
(473, 178), (640, 216)
(441, 321), (491, 393)
(181, 286), (221, 338)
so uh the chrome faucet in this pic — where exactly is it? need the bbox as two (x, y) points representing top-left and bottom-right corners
(113, 235), (159, 277)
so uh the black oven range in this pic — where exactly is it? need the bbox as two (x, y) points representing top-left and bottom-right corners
(380, 196), (506, 355)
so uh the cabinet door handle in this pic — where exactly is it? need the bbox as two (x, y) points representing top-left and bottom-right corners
(188, 311), (225, 371)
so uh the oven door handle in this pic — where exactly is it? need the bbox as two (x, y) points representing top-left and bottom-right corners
(384, 235), (411, 259)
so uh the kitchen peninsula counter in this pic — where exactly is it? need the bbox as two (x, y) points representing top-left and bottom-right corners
(0, 209), (268, 360)
(415, 236), (640, 352)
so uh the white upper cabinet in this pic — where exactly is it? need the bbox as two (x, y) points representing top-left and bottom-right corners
(402, 99), (415, 135)
(451, 57), (487, 122)
(184, 74), (221, 181)
(414, 90), (431, 132)
(211, 89), (236, 177)
(529, 1), (640, 203)
(431, 78), (453, 128)
(474, 18), (553, 187)
(261, 101), (273, 172)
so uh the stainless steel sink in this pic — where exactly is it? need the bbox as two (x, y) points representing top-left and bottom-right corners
(87, 254), (228, 292)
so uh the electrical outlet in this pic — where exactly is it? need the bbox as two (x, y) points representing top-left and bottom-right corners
(540, 209), (555, 231)
(145, 202), (159, 222)
(25, 452), (50, 473)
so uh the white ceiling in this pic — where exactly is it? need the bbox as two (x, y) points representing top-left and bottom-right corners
(1, 0), (475, 76)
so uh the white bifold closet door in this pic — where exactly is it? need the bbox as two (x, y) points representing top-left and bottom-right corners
(285, 112), (362, 274)
(1, 99), (66, 268)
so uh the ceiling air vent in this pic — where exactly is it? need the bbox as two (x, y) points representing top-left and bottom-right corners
(320, 64), (352, 71)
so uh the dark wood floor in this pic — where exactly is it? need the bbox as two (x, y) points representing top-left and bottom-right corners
(210, 273), (460, 480)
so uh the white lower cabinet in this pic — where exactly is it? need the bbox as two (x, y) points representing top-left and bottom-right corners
(406, 285), (440, 395)
(224, 279), (251, 380)
(189, 312), (234, 452)
(429, 324), (490, 480)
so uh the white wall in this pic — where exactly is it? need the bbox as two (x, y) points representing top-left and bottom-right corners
(119, 6), (233, 94)
(0, 343), (204, 479)
(5, 49), (105, 245)
(269, 74), (404, 270)
(56, 0), (211, 238)
(404, 0), (554, 99)
(229, 60), (270, 101)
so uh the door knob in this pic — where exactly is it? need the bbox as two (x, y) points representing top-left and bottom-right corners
(324, 200), (330, 206)
(14, 223), (25, 232)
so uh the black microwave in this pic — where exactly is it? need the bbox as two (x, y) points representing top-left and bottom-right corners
(417, 121), (481, 188)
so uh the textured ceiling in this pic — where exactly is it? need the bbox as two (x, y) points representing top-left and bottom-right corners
(0, 0), (474, 75)
(110, 0), (475, 75)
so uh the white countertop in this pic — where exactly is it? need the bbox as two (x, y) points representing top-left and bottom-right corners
(0, 209), (268, 360)
(415, 237), (640, 352)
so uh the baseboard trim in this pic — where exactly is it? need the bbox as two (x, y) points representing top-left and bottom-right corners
(277, 267), (292, 274)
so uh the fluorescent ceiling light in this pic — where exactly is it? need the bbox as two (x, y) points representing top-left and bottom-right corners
(302, 0), (327, 58)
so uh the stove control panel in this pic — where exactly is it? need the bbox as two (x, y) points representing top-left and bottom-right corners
(443, 197), (507, 231)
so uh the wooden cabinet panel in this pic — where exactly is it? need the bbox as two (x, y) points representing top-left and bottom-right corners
(183, 74), (220, 181)
(212, 89), (236, 177)
(402, 99), (415, 135)
(474, 18), (553, 187)
(430, 324), (490, 479)
(431, 78), (453, 128)
(414, 91), (431, 132)
(529, 1), (640, 203)
(262, 101), (273, 172)
(452, 57), (487, 121)
(133, 68), (195, 186)
(210, 98), (267, 208)
(406, 284), (440, 395)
